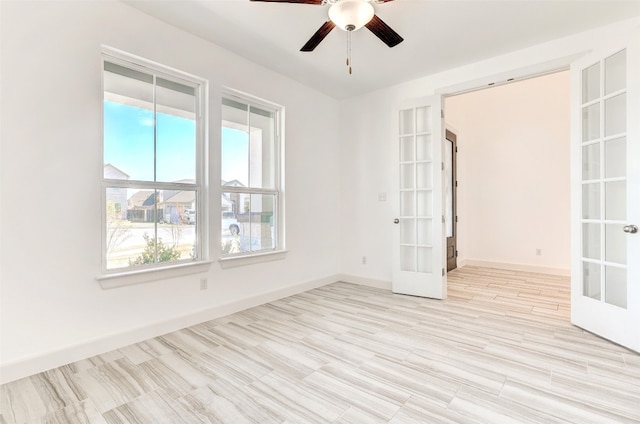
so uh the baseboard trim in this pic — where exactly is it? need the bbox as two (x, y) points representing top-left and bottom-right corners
(0, 274), (340, 384)
(337, 274), (392, 290)
(461, 259), (570, 277)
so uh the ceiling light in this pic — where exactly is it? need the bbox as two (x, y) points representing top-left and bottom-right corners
(328, 0), (375, 32)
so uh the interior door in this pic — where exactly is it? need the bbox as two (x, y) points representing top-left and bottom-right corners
(392, 95), (446, 299)
(445, 129), (457, 272)
(571, 33), (640, 352)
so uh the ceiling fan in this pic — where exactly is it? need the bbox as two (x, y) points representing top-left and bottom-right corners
(250, 0), (403, 72)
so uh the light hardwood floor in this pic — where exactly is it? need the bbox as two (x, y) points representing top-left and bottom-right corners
(2, 266), (639, 423)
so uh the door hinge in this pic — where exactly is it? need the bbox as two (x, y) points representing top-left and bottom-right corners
(442, 215), (445, 223)
(441, 110), (444, 119)
(442, 268), (445, 276)
(456, 146), (458, 153)
(456, 216), (459, 223)
(456, 250), (459, 257)
(455, 181), (458, 187)
(441, 162), (445, 170)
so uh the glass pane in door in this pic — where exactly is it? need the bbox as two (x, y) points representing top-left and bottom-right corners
(583, 261), (601, 300)
(605, 50), (626, 95)
(398, 106), (433, 275)
(582, 183), (600, 219)
(401, 164), (415, 189)
(605, 94), (626, 137)
(400, 136), (414, 162)
(416, 191), (432, 217)
(605, 266), (626, 308)
(579, 48), (629, 312)
(401, 220), (416, 244)
(605, 181), (626, 221)
(416, 163), (432, 189)
(417, 219), (432, 245)
(401, 246), (415, 272)
(417, 247), (432, 272)
(416, 135), (432, 161)
(582, 223), (600, 260)
(582, 103), (600, 142)
(605, 137), (626, 178)
(400, 110), (414, 135)
(401, 192), (415, 216)
(416, 107), (430, 133)
(582, 63), (600, 102)
(605, 224), (626, 264)
(582, 143), (599, 180)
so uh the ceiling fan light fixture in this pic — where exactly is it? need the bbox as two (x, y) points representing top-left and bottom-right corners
(328, 0), (375, 32)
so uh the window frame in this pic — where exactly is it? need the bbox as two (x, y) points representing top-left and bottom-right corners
(220, 89), (285, 260)
(99, 47), (209, 279)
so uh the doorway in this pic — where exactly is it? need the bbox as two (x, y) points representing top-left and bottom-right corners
(443, 71), (572, 312)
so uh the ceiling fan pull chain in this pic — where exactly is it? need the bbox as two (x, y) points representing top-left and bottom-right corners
(347, 29), (353, 75)
(346, 30), (350, 68)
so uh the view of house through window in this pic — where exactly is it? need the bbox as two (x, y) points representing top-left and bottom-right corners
(103, 58), (203, 271)
(221, 95), (282, 256)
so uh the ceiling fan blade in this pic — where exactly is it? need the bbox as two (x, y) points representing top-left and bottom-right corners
(300, 21), (336, 52)
(250, 0), (323, 4)
(365, 14), (404, 48)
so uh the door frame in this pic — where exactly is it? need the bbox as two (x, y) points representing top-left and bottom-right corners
(445, 128), (458, 272)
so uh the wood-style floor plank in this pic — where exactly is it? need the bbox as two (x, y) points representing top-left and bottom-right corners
(2, 266), (639, 423)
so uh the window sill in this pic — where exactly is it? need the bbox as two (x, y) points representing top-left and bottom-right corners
(96, 261), (213, 289)
(218, 250), (287, 269)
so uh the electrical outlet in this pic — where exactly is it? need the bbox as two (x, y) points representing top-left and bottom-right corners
(378, 192), (387, 201)
(200, 278), (208, 290)
(536, 249), (542, 256)
(362, 256), (367, 265)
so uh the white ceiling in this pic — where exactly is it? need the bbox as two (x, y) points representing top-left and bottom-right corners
(125, 0), (640, 99)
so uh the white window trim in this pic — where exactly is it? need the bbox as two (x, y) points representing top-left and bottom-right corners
(96, 261), (213, 289)
(218, 250), (288, 269)
(98, 46), (210, 285)
(219, 88), (286, 263)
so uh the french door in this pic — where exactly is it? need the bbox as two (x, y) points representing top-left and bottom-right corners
(571, 33), (640, 352)
(392, 95), (446, 299)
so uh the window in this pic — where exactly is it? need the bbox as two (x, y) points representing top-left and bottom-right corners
(221, 92), (283, 257)
(102, 53), (206, 273)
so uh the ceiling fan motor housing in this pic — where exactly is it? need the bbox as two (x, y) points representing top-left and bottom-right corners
(328, 0), (375, 31)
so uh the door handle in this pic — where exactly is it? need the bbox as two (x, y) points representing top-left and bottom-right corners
(623, 225), (638, 234)
(394, 218), (400, 224)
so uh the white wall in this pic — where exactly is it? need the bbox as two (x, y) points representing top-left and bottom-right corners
(338, 17), (639, 282)
(0, 1), (342, 382)
(445, 71), (571, 273)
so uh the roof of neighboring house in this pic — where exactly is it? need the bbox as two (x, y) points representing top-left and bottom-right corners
(128, 190), (155, 207)
(161, 190), (195, 205)
(104, 163), (130, 179)
(222, 179), (245, 187)
(142, 192), (157, 206)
